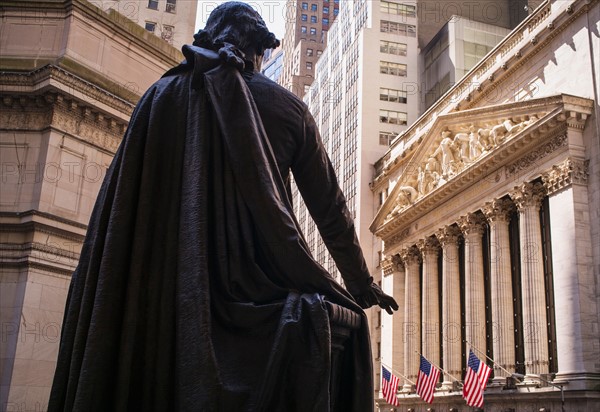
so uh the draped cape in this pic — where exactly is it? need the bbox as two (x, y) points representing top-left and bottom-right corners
(48, 46), (373, 412)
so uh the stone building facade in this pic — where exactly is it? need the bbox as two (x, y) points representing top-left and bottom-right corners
(0, 1), (181, 410)
(370, 0), (600, 410)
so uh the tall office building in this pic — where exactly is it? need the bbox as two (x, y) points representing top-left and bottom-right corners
(296, 0), (420, 390)
(279, 0), (339, 97)
(94, 0), (197, 49)
(262, 42), (284, 83)
(289, 0), (532, 402)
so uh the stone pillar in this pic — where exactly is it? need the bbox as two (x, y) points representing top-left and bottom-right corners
(435, 225), (462, 388)
(458, 212), (487, 359)
(380, 255), (406, 386)
(543, 157), (599, 389)
(391, 255), (406, 386)
(401, 246), (422, 390)
(509, 182), (549, 377)
(483, 198), (516, 382)
(417, 237), (440, 369)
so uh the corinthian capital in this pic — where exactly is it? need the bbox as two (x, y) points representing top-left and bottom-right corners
(509, 181), (546, 211)
(435, 225), (461, 246)
(482, 198), (515, 223)
(400, 246), (421, 266)
(417, 236), (440, 257)
(458, 212), (486, 236)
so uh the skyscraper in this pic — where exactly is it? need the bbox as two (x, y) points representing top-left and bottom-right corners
(279, 0), (339, 97)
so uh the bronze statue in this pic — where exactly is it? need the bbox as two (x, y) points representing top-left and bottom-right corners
(49, 2), (397, 411)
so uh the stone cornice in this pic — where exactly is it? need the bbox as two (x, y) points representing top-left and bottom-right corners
(542, 157), (590, 195)
(0, 65), (136, 115)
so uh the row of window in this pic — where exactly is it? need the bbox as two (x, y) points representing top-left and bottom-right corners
(305, 48), (323, 57)
(381, 20), (416, 37)
(300, 26), (319, 35)
(380, 40), (407, 56)
(147, 0), (176, 13)
(380, 87), (407, 103)
(380, 1), (416, 17)
(144, 22), (175, 44)
(379, 109), (407, 125)
(380, 61), (407, 76)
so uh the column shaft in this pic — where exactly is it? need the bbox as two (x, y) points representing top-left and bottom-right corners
(510, 182), (549, 376)
(436, 226), (462, 386)
(483, 199), (516, 381)
(418, 237), (440, 369)
(401, 247), (421, 389)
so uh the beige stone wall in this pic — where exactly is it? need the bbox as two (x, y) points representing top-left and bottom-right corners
(1, 1), (183, 410)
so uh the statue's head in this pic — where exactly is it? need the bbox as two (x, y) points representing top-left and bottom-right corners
(193, 2), (280, 59)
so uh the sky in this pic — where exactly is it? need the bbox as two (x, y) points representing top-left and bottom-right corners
(195, 1), (289, 40)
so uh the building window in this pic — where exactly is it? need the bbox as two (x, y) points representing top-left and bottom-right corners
(310, 27), (317, 35)
(161, 25), (174, 45)
(323, 6), (329, 13)
(301, 26), (307, 34)
(147, 0), (158, 10)
(317, 50), (323, 56)
(381, 20), (416, 37)
(380, 40), (407, 56)
(306, 48), (314, 56)
(379, 131), (396, 146)
(302, 2), (308, 10)
(380, 109), (407, 125)
(145, 21), (156, 32)
(301, 14), (308, 21)
(311, 3), (318, 11)
(380, 61), (407, 76)
(166, 0), (176, 13)
(380, 87), (408, 103)
(323, 18), (329, 25)
(381, 1), (416, 17)
(334, 8), (339, 16)
(306, 62), (313, 70)
(304, 84), (311, 94)
(311, 15), (317, 23)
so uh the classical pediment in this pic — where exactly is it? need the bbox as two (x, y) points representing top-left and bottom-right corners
(370, 94), (592, 240)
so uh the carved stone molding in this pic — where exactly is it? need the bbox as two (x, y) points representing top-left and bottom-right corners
(565, 110), (589, 130)
(505, 133), (568, 178)
(400, 246), (421, 266)
(542, 157), (589, 195)
(458, 212), (486, 236)
(381, 257), (395, 276)
(509, 181), (546, 211)
(482, 198), (515, 223)
(435, 225), (461, 246)
(1, 92), (125, 154)
(417, 236), (440, 256)
(386, 228), (410, 248)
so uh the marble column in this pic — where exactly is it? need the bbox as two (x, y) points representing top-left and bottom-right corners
(483, 198), (516, 382)
(401, 246), (422, 390)
(417, 237), (441, 370)
(391, 254), (406, 386)
(435, 225), (462, 388)
(543, 157), (599, 389)
(509, 181), (549, 376)
(458, 212), (487, 359)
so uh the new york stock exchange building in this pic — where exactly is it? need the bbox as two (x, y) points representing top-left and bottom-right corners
(371, 0), (599, 410)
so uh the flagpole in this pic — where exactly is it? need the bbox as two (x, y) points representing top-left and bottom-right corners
(381, 362), (416, 385)
(414, 350), (462, 385)
(466, 341), (566, 412)
(464, 340), (513, 377)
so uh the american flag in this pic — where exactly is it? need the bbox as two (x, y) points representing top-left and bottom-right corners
(463, 350), (492, 407)
(416, 355), (440, 404)
(381, 366), (399, 406)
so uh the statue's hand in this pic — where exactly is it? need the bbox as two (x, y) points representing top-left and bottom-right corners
(352, 283), (399, 315)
